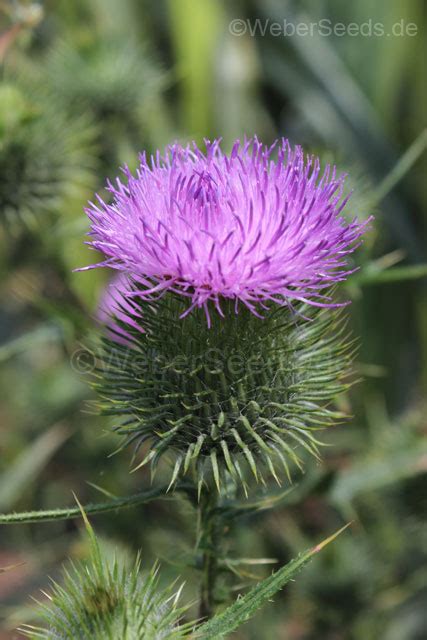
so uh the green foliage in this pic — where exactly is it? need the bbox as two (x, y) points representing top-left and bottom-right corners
(15, 504), (348, 640)
(21, 509), (194, 639)
(94, 293), (354, 492)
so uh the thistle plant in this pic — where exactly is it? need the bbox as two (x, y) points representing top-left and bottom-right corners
(2, 137), (371, 635)
(84, 138), (366, 313)
(43, 36), (165, 174)
(94, 291), (354, 493)
(76, 137), (370, 620)
(46, 38), (159, 121)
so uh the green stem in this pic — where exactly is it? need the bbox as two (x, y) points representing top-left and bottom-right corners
(198, 489), (221, 620)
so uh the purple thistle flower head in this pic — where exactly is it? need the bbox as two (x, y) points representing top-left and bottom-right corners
(82, 137), (371, 323)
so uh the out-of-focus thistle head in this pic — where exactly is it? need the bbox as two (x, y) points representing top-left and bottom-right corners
(0, 83), (97, 231)
(22, 510), (193, 639)
(83, 137), (371, 321)
(46, 38), (162, 122)
(82, 138), (370, 492)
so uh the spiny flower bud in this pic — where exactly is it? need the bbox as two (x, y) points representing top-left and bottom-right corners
(22, 511), (193, 639)
(46, 39), (156, 122)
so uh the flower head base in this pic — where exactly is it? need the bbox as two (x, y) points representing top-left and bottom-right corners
(83, 138), (370, 323)
(93, 291), (354, 493)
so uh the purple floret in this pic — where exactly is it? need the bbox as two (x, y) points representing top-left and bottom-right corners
(81, 137), (371, 323)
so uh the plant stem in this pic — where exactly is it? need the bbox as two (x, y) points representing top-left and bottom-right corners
(198, 489), (221, 620)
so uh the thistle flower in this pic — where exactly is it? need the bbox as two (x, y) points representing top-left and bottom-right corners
(22, 511), (193, 639)
(83, 138), (370, 492)
(83, 137), (370, 322)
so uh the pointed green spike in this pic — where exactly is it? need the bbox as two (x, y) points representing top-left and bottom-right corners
(233, 458), (248, 497)
(266, 430), (303, 470)
(183, 443), (195, 474)
(131, 448), (156, 472)
(264, 453), (281, 486)
(210, 450), (221, 493)
(192, 434), (206, 460)
(197, 468), (206, 501)
(238, 415), (271, 452)
(220, 440), (238, 480)
(231, 429), (258, 480)
(268, 443), (292, 483)
(167, 456), (183, 492)
(285, 430), (321, 460)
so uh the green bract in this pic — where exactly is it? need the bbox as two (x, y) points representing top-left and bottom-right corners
(94, 293), (354, 493)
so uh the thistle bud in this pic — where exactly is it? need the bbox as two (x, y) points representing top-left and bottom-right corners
(22, 513), (192, 639)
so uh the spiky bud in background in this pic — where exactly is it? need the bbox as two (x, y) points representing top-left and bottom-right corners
(0, 82), (97, 231)
(46, 39), (161, 122)
(42, 37), (166, 175)
(82, 138), (370, 491)
(22, 510), (194, 639)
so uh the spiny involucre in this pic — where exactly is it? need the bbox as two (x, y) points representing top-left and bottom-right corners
(82, 137), (370, 323)
(94, 293), (354, 493)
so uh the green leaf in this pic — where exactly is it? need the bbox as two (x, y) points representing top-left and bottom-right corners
(372, 129), (427, 204)
(330, 443), (427, 506)
(0, 484), (177, 524)
(0, 424), (70, 511)
(195, 525), (350, 639)
(352, 264), (427, 286)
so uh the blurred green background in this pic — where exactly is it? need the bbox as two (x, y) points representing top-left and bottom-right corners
(0, 1), (426, 638)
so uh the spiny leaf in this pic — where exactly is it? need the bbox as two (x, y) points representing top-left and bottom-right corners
(196, 524), (351, 638)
